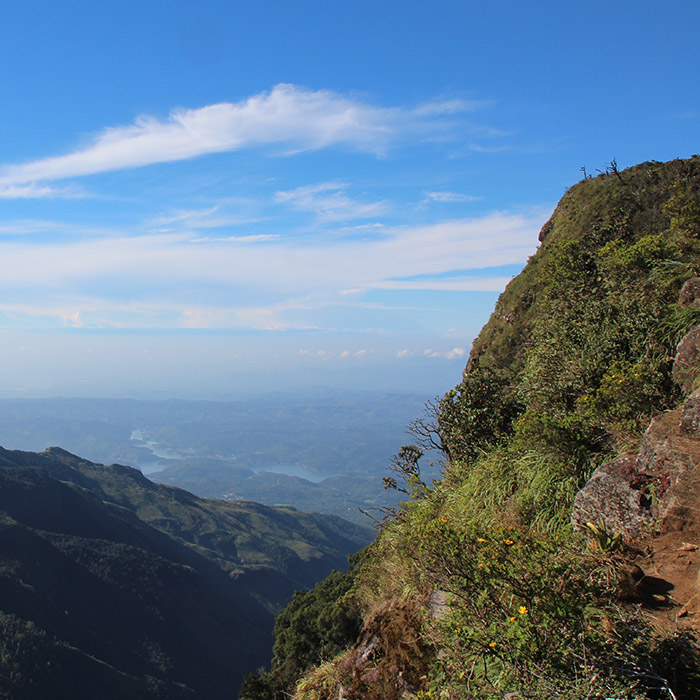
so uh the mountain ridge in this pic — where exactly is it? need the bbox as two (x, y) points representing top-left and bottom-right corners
(245, 156), (700, 700)
(0, 393), (429, 524)
(0, 445), (371, 699)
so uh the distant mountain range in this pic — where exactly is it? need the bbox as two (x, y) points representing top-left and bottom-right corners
(0, 445), (372, 699)
(0, 391), (436, 524)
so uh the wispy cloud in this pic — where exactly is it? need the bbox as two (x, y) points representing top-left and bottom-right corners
(413, 98), (489, 116)
(145, 204), (265, 233)
(0, 183), (85, 199)
(0, 85), (391, 188)
(0, 219), (122, 238)
(187, 233), (280, 243)
(147, 205), (227, 229)
(340, 349), (368, 359)
(466, 142), (512, 154)
(424, 347), (466, 359)
(373, 277), (513, 292)
(0, 211), (540, 287)
(0, 85), (486, 197)
(424, 190), (481, 203)
(0, 209), (543, 329)
(274, 182), (389, 221)
(299, 349), (329, 358)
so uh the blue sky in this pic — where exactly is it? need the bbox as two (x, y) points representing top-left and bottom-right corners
(0, 1), (698, 398)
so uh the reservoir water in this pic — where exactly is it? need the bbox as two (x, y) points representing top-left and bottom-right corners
(129, 429), (335, 482)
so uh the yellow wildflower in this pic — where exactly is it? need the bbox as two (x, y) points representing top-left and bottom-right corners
(488, 642), (497, 648)
(508, 616), (516, 623)
(477, 537), (486, 543)
(519, 605), (528, 615)
(503, 539), (514, 545)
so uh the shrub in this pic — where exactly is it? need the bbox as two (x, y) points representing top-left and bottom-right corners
(410, 523), (699, 699)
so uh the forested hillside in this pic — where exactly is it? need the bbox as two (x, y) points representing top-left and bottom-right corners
(0, 446), (371, 699)
(243, 157), (700, 699)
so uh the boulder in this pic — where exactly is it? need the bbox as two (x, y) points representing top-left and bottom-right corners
(574, 394), (700, 539)
(637, 410), (700, 530)
(679, 277), (700, 307)
(571, 453), (652, 538)
(680, 388), (700, 434)
(673, 326), (700, 394)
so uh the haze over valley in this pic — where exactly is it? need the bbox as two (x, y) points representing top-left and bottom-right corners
(0, 391), (435, 524)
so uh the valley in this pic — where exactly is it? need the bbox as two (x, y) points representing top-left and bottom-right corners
(0, 445), (372, 698)
(0, 391), (436, 525)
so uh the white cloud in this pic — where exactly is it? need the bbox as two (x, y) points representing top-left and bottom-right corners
(0, 183), (84, 199)
(188, 233), (280, 243)
(145, 202), (265, 233)
(181, 309), (213, 328)
(147, 205), (225, 229)
(373, 277), (513, 292)
(0, 219), (121, 237)
(422, 347), (466, 360)
(299, 349), (329, 358)
(467, 142), (512, 154)
(446, 347), (466, 359)
(0, 85), (407, 189)
(0, 211), (540, 290)
(62, 311), (84, 328)
(274, 182), (388, 221)
(0, 85), (501, 200)
(424, 191), (481, 203)
(413, 99), (487, 116)
(0, 209), (543, 329)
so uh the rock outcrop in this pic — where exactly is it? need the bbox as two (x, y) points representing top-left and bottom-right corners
(574, 315), (700, 540)
(571, 452), (653, 537)
(573, 316), (700, 625)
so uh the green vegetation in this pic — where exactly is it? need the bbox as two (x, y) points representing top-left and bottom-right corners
(239, 553), (365, 700)
(410, 525), (697, 699)
(249, 158), (700, 699)
(0, 446), (371, 699)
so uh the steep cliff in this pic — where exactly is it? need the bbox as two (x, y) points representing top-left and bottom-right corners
(246, 157), (700, 700)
